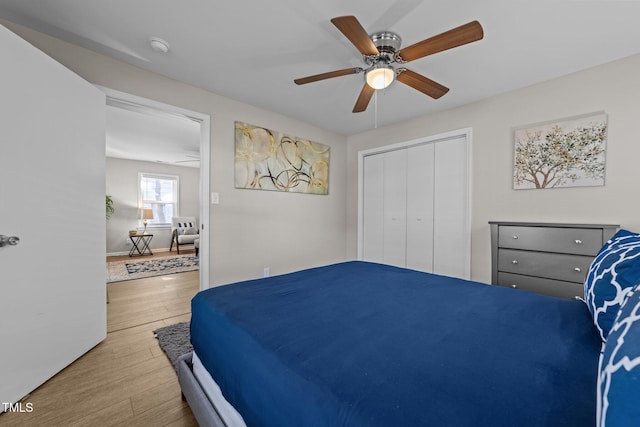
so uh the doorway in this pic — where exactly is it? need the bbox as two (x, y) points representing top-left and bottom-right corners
(100, 86), (210, 291)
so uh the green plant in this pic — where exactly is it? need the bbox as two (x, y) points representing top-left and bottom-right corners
(106, 195), (115, 219)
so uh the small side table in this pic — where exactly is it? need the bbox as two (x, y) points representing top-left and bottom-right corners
(129, 234), (153, 257)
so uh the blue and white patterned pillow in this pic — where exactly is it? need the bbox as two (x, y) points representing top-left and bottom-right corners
(597, 284), (640, 427)
(585, 229), (640, 341)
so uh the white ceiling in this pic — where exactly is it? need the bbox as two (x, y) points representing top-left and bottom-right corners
(105, 102), (201, 167)
(2, 0), (640, 141)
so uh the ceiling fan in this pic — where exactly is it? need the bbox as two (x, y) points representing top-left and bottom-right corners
(294, 16), (484, 113)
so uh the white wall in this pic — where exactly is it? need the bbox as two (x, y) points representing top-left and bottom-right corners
(3, 20), (348, 286)
(347, 54), (640, 284)
(106, 157), (200, 254)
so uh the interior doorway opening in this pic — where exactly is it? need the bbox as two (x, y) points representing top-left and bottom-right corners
(100, 86), (211, 291)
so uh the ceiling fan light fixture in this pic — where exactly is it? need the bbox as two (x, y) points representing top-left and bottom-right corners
(366, 64), (394, 90)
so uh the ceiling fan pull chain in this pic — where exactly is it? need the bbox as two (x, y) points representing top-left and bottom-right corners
(374, 90), (378, 129)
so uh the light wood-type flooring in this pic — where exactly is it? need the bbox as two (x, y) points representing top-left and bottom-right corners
(0, 251), (200, 426)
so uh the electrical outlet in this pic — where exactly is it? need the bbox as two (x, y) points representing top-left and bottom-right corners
(263, 267), (270, 278)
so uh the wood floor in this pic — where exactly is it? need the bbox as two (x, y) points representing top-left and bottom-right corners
(0, 253), (200, 426)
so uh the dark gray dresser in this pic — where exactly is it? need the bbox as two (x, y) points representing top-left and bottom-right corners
(489, 222), (619, 299)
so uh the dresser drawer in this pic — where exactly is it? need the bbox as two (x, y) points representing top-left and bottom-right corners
(497, 272), (584, 299)
(498, 249), (593, 283)
(498, 226), (603, 255)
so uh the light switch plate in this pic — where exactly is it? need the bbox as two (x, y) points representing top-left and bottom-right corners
(211, 192), (220, 204)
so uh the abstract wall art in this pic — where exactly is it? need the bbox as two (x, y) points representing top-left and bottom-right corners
(234, 121), (330, 195)
(513, 112), (608, 190)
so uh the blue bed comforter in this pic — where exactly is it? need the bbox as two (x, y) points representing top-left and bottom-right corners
(190, 261), (601, 426)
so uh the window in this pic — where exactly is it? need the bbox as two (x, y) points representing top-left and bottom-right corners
(138, 173), (179, 226)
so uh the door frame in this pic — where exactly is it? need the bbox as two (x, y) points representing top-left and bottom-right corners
(357, 127), (473, 277)
(98, 86), (211, 290)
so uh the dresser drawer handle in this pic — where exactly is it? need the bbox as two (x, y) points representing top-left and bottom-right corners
(575, 239), (583, 244)
(511, 284), (518, 289)
(512, 260), (518, 264)
(574, 267), (582, 273)
(512, 235), (519, 240)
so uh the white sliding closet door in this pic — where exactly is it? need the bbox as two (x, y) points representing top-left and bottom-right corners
(362, 149), (408, 267)
(433, 136), (469, 278)
(406, 144), (435, 272)
(363, 154), (384, 263)
(382, 149), (407, 267)
(360, 130), (470, 279)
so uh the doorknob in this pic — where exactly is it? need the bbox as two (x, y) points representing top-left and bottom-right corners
(0, 235), (20, 247)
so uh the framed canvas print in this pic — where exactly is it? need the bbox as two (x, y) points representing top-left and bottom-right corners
(513, 112), (607, 190)
(234, 121), (330, 194)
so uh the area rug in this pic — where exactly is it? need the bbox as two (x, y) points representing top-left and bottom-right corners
(154, 321), (192, 371)
(106, 254), (199, 283)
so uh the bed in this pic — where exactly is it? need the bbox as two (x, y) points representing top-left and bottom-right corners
(179, 236), (640, 426)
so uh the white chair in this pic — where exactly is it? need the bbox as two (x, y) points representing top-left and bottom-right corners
(170, 217), (199, 254)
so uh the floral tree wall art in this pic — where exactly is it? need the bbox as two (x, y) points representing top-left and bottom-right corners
(235, 121), (330, 194)
(513, 112), (607, 189)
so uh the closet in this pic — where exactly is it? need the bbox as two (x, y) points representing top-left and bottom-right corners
(360, 131), (470, 279)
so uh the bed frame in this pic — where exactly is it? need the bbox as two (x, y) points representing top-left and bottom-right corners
(177, 352), (228, 427)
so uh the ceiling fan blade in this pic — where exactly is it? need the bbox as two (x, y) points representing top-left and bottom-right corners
(396, 69), (449, 99)
(294, 67), (362, 85)
(353, 83), (375, 113)
(397, 21), (484, 62)
(331, 16), (380, 56)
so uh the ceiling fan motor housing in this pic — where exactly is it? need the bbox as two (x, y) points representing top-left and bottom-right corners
(369, 31), (402, 62)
